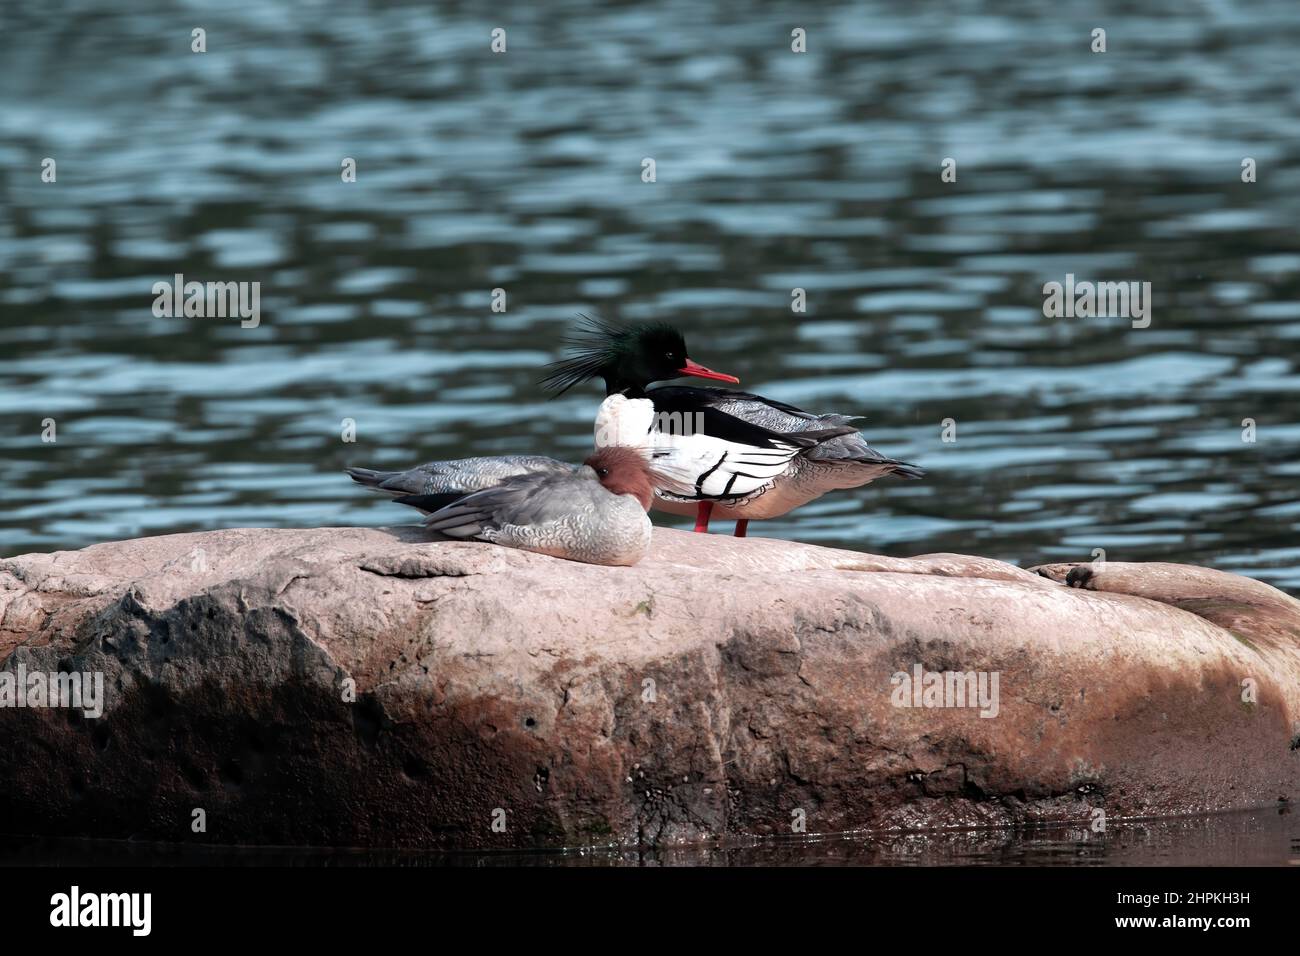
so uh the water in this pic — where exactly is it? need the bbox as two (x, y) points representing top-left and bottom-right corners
(3, 808), (1296, 866)
(2, 0), (1299, 596)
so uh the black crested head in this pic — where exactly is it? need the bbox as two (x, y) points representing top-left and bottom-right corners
(540, 316), (692, 397)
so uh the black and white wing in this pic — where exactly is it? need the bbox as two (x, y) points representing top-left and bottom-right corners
(645, 394), (854, 500)
(651, 385), (923, 477)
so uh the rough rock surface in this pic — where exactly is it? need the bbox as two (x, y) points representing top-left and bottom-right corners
(2, 527), (1298, 849)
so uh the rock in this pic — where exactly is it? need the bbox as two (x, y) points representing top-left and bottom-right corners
(1, 527), (1297, 849)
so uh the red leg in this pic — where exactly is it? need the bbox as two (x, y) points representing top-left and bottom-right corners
(693, 501), (713, 533)
(734, 519), (748, 538)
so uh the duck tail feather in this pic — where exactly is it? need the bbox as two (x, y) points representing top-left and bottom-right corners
(889, 461), (927, 480)
(346, 466), (399, 488)
(786, 424), (861, 448)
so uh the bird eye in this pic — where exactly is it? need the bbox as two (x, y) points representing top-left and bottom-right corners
(665, 351), (675, 360)
(597, 467), (609, 477)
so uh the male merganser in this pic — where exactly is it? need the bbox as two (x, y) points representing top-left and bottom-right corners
(346, 446), (656, 566)
(542, 318), (925, 536)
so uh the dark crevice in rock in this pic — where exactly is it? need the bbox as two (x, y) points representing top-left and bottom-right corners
(358, 562), (471, 580)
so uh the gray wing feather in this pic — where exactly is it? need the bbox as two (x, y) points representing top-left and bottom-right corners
(708, 396), (820, 432)
(347, 455), (570, 497)
(707, 395), (924, 476)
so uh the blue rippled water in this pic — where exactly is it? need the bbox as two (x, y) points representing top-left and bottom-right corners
(1, 0), (1298, 592)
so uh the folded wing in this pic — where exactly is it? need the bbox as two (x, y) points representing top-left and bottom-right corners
(419, 469), (591, 539)
(648, 417), (856, 501)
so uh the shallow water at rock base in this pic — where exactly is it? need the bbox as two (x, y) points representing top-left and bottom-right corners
(3, 808), (1295, 867)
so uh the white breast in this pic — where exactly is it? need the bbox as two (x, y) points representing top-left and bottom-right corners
(594, 393), (803, 501)
(594, 393), (656, 449)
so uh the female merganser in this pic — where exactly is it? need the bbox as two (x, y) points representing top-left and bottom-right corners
(347, 455), (571, 513)
(542, 318), (924, 536)
(346, 446), (656, 566)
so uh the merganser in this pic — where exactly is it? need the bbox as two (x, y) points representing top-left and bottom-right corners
(347, 455), (571, 513)
(346, 446), (656, 566)
(542, 318), (925, 536)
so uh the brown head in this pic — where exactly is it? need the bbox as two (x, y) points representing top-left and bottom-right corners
(584, 446), (656, 511)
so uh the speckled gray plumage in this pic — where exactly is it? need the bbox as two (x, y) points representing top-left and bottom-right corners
(423, 465), (651, 566)
(346, 455), (570, 497)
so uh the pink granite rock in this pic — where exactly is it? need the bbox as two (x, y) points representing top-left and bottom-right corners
(1, 527), (1297, 849)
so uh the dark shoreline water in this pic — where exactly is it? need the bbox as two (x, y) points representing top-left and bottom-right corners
(3, 807), (1296, 867)
(2, 0), (1299, 592)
